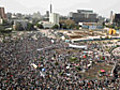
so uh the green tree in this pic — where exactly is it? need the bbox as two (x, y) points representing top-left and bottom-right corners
(0, 25), (4, 30)
(59, 19), (75, 29)
(36, 24), (44, 29)
(16, 23), (24, 31)
(52, 24), (59, 29)
(62, 24), (67, 29)
(102, 22), (105, 27)
(2, 20), (10, 26)
(75, 25), (79, 30)
(27, 23), (35, 30)
(105, 24), (114, 28)
(64, 20), (75, 27)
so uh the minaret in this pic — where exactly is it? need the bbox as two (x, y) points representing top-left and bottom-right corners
(50, 4), (52, 14)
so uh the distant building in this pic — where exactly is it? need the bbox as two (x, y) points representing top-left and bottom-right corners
(49, 13), (59, 26)
(114, 14), (120, 26)
(38, 4), (59, 29)
(0, 7), (6, 19)
(110, 11), (114, 24)
(42, 11), (49, 21)
(69, 9), (98, 23)
(46, 11), (49, 18)
(13, 19), (29, 30)
(16, 13), (23, 19)
(6, 13), (12, 19)
(38, 13), (59, 29)
(79, 22), (104, 30)
(32, 12), (41, 19)
(59, 15), (68, 20)
(97, 16), (105, 25)
(10, 13), (25, 19)
(77, 10), (93, 14)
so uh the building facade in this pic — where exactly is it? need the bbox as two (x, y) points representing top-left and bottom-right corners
(69, 10), (98, 23)
(0, 7), (6, 19)
(114, 14), (120, 26)
(49, 13), (59, 26)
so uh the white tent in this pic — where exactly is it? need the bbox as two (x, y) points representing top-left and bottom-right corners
(51, 40), (55, 43)
(69, 44), (87, 49)
(31, 63), (37, 69)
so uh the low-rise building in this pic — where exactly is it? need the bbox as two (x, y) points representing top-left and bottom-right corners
(38, 21), (54, 29)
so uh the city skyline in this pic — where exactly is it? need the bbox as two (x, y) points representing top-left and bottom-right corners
(0, 0), (120, 18)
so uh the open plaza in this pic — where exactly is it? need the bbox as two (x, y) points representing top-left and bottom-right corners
(0, 30), (120, 89)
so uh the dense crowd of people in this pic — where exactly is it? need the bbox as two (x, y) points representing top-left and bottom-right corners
(0, 32), (120, 89)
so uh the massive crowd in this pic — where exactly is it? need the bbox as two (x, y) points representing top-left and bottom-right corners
(0, 32), (120, 90)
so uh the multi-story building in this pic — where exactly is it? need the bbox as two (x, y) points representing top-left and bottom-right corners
(6, 13), (12, 19)
(46, 11), (49, 18)
(69, 9), (98, 23)
(0, 7), (6, 19)
(114, 14), (120, 26)
(38, 4), (60, 29)
(49, 13), (59, 26)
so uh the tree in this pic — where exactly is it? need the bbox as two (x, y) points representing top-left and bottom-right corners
(27, 23), (35, 30)
(59, 19), (75, 29)
(0, 25), (4, 30)
(2, 20), (10, 26)
(62, 24), (67, 29)
(75, 25), (79, 30)
(113, 16), (120, 27)
(16, 23), (24, 31)
(36, 24), (44, 29)
(105, 24), (114, 28)
(52, 24), (59, 29)
(32, 18), (40, 25)
(102, 22), (105, 27)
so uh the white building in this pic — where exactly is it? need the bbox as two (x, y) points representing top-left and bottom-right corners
(38, 13), (60, 29)
(49, 13), (59, 26)
(0, 16), (3, 24)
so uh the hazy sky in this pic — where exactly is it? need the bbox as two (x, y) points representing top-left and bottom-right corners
(0, 0), (120, 18)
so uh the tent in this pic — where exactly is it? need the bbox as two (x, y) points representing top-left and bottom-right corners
(69, 44), (87, 49)
(31, 63), (37, 69)
(101, 69), (105, 72)
(109, 29), (116, 35)
(42, 68), (46, 72)
(100, 69), (105, 73)
(83, 55), (87, 58)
